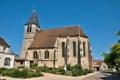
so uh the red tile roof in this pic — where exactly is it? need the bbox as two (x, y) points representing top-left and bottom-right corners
(29, 25), (88, 49)
(0, 37), (10, 47)
(92, 60), (104, 67)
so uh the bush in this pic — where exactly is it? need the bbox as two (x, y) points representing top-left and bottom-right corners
(67, 64), (72, 71)
(30, 62), (38, 69)
(0, 79), (6, 80)
(0, 68), (43, 78)
(10, 69), (28, 78)
(72, 69), (81, 76)
(72, 64), (82, 70)
(57, 67), (65, 75)
(0, 68), (13, 76)
(0, 68), (8, 74)
(18, 66), (24, 69)
(65, 71), (73, 76)
(88, 69), (94, 73)
(10, 68), (43, 78)
(81, 69), (88, 75)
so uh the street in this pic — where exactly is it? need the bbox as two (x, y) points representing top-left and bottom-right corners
(83, 72), (120, 80)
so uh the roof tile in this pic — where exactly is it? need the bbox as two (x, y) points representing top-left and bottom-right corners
(29, 25), (87, 49)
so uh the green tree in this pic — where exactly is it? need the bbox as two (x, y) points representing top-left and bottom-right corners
(103, 31), (120, 72)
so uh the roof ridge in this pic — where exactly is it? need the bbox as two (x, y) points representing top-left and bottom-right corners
(41, 25), (79, 31)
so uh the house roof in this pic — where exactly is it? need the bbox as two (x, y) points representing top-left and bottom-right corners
(25, 10), (40, 28)
(92, 60), (104, 67)
(0, 37), (10, 47)
(29, 25), (88, 49)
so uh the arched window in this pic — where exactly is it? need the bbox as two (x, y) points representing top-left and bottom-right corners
(27, 25), (32, 32)
(62, 42), (65, 57)
(27, 26), (29, 32)
(33, 51), (38, 59)
(45, 50), (49, 59)
(73, 42), (76, 57)
(83, 42), (86, 57)
(29, 25), (32, 32)
(4, 57), (11, 66)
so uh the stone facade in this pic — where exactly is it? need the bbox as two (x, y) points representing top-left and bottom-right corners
(20, 24), (40, 59)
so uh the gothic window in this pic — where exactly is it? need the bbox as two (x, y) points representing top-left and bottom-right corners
(62, 42), (65, 57)
(73, 42), (76, 57)
(33, 51), (38, 59)
(83, 42), (86, 57)
(4, 57), (11, 66)
(45, 50), (49, 59)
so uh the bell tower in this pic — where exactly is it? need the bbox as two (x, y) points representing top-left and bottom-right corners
(20, 10), (40, 59)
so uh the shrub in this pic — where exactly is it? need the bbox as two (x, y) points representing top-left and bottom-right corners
(0, 68), (8, 74)
(72, 64), (82, 70)
(72, 69), (81, 76)
(18, 66), (24, 69)
(88, 69), (94, 73)
(30, 62), (38, 69)
(2, 70), (12, 76)
(57, 67), (65, 75)
(0, 79), (6, 80)
(10, 69), (28, 78)
(0, 68), (13, 76)
(65, 71), (73, 76)
(81, 69), (88, 75)
(67, 64), (72, 71)
(0, 68), (43, 78)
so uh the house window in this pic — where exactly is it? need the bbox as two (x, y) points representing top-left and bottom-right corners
(4, 57), (11, 66)
(33, 51), (38, 59)
(45, 50), (49, 59)
(62, 42), (65, 57)
(27, 25), (32, 32)
(3, 47), (6, 52)
(73, 42), (76, 57)
(83, 42), (86, 57)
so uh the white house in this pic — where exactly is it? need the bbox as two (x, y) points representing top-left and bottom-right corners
(0, 37), (15, 68)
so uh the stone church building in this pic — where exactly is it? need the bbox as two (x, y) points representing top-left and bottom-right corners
(15, 10), (92, 69)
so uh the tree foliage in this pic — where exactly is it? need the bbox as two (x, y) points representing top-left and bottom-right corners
(103, 31), (120, 72)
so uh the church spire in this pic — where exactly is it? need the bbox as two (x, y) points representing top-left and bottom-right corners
(25, 10), (40, 28)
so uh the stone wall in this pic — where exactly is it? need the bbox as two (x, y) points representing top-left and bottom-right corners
(25, 36), (92, 69)
(20, 24), (40, 59)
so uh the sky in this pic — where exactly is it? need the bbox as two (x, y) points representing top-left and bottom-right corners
(0, 0), (119, 59)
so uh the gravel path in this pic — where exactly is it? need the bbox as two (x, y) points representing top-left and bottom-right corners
(0, 72), (99, 80)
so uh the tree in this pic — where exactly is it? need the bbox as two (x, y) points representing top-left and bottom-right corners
(103, 31), (120, 72)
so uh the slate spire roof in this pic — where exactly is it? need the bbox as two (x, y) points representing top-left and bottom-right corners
(25, 10), (40, 28)
(0, 37), (10, 47)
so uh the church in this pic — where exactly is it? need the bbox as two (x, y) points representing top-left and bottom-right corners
(15, 10), (92, 69)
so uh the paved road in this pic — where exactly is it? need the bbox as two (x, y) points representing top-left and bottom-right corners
(82, 72), (120, 80)
(0, 72), (119, 80)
